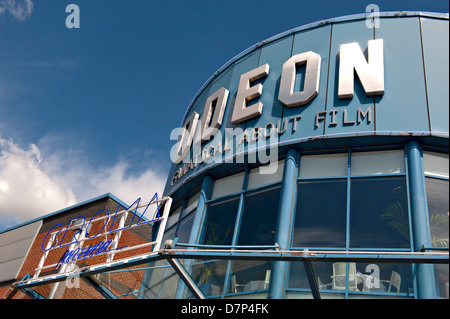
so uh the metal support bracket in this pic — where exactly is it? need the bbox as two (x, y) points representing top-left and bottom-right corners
(82, 276), (118, 299)
(164, 255), (205, 299)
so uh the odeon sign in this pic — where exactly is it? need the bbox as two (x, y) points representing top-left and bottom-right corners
(170, 39), (385, 185)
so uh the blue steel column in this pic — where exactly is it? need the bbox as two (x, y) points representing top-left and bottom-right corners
(268, 149), (298, 299)
(407, 141), (435, 299)
(174, 175), (211, 298)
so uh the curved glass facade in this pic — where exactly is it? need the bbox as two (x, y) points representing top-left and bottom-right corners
(150, 12), (448, 299)
(2, 12), (447, 301)
(141, 146), (448, 299)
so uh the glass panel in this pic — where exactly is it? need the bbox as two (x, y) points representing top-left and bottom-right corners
(426, 178), (449, 248)
(185, 191), (200, 213)
(166, 206), (181, 230)
(211, 172), (245, 199)
(434, 264), (449, 299)
(293, 180), (347, 248)
(228, 260), (271, 294)
(237, 186), (281, 245)
(162, 225), (176, 245)
(247, 160), (284, 190)
(202, 197), (240, 246)
(189, 260), (228, 297)
(299, 153), (348, 178)
(288, 261), (346, 297)
(423, 151), (449, 178)
(351, 150), (405, 175)
(139, 260), (171, 299)
(175, 212), (195, 245)
(350, 176), (410, 248)
(90, 265), (147, 299)
(159, 273), (178, 299)
(352, 263), (413, 295)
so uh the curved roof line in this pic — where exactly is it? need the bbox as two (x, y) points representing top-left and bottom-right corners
(179, 11), (448, 125)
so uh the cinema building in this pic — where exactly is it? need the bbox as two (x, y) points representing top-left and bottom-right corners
(1, 12), (448, 299)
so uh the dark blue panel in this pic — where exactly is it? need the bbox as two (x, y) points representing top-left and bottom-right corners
(375, 17), (429, 133)
(420, 18), (449, 134)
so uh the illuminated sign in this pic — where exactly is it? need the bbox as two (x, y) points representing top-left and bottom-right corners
(37, 194), (163, 275)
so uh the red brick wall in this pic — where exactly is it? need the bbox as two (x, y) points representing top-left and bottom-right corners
(2, 197), (156, 299)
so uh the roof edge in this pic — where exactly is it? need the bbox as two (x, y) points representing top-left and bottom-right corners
(180, 11), (449, 125)
(0, 193), (129, 234)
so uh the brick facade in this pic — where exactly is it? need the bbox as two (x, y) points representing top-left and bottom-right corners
(1, 195), (156, 299)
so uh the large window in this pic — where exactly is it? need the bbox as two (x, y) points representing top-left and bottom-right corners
(139, 148), (448, 299)
(350, 176), (410, 249)
(190, 160), (284, 298)
(424, 151), (449, 299)
(293, 149), (410, 250)
(290, 149), (413, 298)
(294, 179), (347, 248)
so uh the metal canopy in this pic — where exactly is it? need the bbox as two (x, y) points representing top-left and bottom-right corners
(6, 246), (448, 299)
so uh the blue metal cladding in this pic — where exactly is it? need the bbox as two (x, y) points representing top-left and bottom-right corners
(325, 19), (375, 135)
(280, 24), (332, 143)
(165, 12), (449, 195)
(420, 17), (449, 133)
(375, 17), (429, 132)
(245, 35), (293, 155)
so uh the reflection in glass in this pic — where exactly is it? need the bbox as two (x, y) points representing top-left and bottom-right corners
(176, 212), (195, 245)
(166, 206), (181, 230)
(353, 263), (412, 294)
(426, 178), (449, 248)
(228, 260), (271, 294)
(350, 177), (410, 248)
(293, 180), (347, 247)
(202, 197), (239, 246)
(434, 264), (449, 299)
(238, 186), (281, 245)
(289, 261), (412, 296)
(190, 260), (228, 297)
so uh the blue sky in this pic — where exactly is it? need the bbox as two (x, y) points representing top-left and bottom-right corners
(0, 0), (448, 231)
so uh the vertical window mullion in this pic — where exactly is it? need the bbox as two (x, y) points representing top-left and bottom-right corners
(345, 149), (351, 298)
(404, 145), (415, 253)
(346, 149), (351, 251)
(223, 168), (247, 297)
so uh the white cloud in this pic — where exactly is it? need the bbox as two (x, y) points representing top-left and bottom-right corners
(0, 0), (33, 21)
(0, 135), (168, 230)
(0, 137), (77, 227)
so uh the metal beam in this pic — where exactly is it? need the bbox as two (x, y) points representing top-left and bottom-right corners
(165, 256), (206, 299)
(82, 276), (118, 299)
(303, 260), (321, 299)
(19, 287), (46, 299)
(162, 249), (449, 264)
(11, 247), (448, 294)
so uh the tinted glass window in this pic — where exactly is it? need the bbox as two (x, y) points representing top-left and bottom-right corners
(426, 178), (449, 248)
(238, 186), (281, 245)
(293, 180), (347, 247)
(350, 177), (410, 249)
(202, 197), (239, 246)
